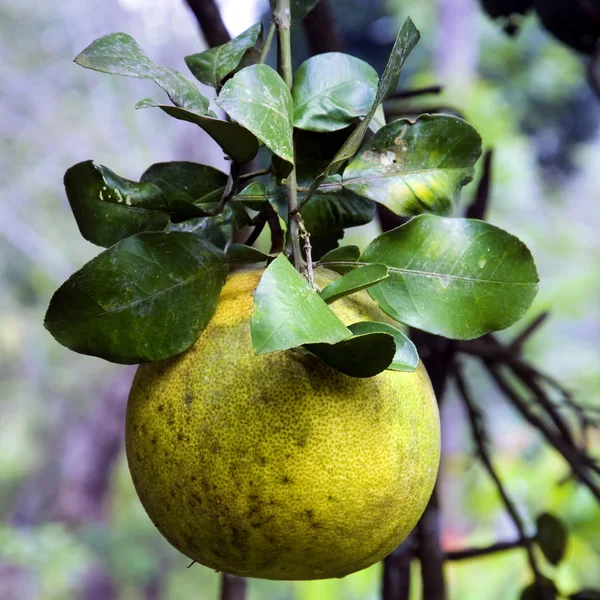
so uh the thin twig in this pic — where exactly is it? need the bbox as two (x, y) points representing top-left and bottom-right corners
(454, 364), (546, 594)
(238, 166), (272, 183)
(466, 149), (493, 220)
(509, 312), (549, 350)
(295, 214), (316, 289)
(387, 85), (443, 100)
(243, 211), (268, 247)
(446, 537), (532, 561)
(259, 21), (277, 64)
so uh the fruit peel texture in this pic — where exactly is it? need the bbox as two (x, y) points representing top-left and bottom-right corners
(126, 267), (441, 580)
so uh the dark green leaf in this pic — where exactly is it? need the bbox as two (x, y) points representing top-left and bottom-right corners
(75, 33), (209, 113)
(292, 53), (379, 132)
(520, 578), (557, 600)
(536, 513), (568, 566)
(306, 322), (396, 378)
(270, 0), (320, 21)
(185, 22), (263, 90)
(64, 161), (172, 247)
(319, 264), (389, 303)
(303, 18), (420, 200)
(310, 231), (345, 262)
(343, 114), (482, 216)
(251, 254), (351, 354)
(167, 205), (244, 250)
(349, 321), (418, 372)
(234, 181), (269, 210)
(216, 65), (294, 172)
(140, 161), (227, 207)
(570, 590), (600, 599)
(226, 244), (270, 264)
(44, 233), (228, 364)
(319, 245), (361, 264)
(361, 215), (539, 340)
(135, 101), (259, 164)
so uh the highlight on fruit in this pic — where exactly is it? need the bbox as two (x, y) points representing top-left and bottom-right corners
(43, 1), (539, 584)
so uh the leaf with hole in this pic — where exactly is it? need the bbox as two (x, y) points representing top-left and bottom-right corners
(305, 324), (396, 378)
(319, 264), (389, 303)
(302, 18), (420, 201)
(293, 53), (379, 132)
(536, 513), (568, 566)
(343, 114), (482, 216)
(185, 22), (263, 90)
(75, 33), (209, 113)
(251, 254), (351, 354)
(361, 215), (539, 339)
(217, 65), (294, 173)
(44, 233), (228, 363)
(135, 101), (259, 164)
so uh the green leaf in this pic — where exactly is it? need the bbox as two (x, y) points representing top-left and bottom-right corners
(44, 233), (228, 364)
(185, 22), (263, 90)
(251, 254), (351, 354)
(135, 101), (259, 164)
(216, 65), (294, 173)
(168, 204), (246, 250)
(270, 0), (320, 21)
(349, 321), (418, 372)
(319, 264), (389, 303)
(140, 161), (227, 207)
(75, 33), (209, 113)
(292, 53), (379, 132)
(361, 215), (539, 340)
(64, 161), (172, 247)
(520, 578), (557, 600)
(536, 513), (568, 566)
(570, 590), (600, 599)
(233, 181), (269, 211)
(225, 244), (270, 264)
(343, 114), (482, 216)
(302, 18), (420, 200)
(319, 245), (361, 265)
(305, 324), (396, 378)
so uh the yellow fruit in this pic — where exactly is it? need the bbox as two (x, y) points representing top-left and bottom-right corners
(126, 267), (440, 580)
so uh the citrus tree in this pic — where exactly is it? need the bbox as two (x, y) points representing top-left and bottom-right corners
(38, 0), (575, 596)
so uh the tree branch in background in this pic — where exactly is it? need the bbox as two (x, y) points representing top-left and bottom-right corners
(184, 0), (231, 47)
(382, 534), (415, 600)
(303, 0), (344, 54)
(220, 573), (247, 600)
(387, 85), (443, 100)
(466, 148), (492, 220)
(454, 364), (549, 597)
(445, 537), (532, 561)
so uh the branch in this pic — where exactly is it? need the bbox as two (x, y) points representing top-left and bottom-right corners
(454, 364), (546, 594)
(466, 149), (493, 220)
(417, 491), (447, 600)
(303, 0), (344, 54)
(184, 0), (230, 47)
(445, 537), (532, 561)
(220, 574), (247, 600)
(382, 534), (416, 600)
(387, 85), (443, 100)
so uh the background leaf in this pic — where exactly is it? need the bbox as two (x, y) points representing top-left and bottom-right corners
(343, 114), (482, 216)
(292, 53), (379, 132)
(251, 254), (351, 354)
(225, 244), (270, 264)
(319, 264), (389, 303)
(75, 32), (209, 113)
(536, 512), (569, 566)
(349, 321), (418, 372)
(44, 233), (228, 364)
(64, 161), (172, 247)
(361, 215), (539, 339)
(570, 591), (600, 600)
(135, 102), (259, 164)
(305, 325), (396, 378)
(216, 65), (294, 172)
(140, 161), (226, 207)
(185, 22), (263, 90)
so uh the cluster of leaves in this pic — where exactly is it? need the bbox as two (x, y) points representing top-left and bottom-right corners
(44, 14), (539, 379)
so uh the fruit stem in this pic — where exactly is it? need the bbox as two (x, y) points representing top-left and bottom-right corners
(275, 0), (304, 274)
